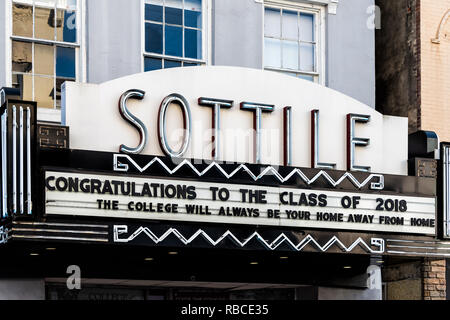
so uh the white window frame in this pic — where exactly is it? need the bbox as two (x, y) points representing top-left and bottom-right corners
(140, 0), (211, 71)
(6, 0), (86, 122)
(262, 0), (326, 85)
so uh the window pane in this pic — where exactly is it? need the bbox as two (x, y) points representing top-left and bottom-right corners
(56, 9), (77, 43)
(264, 38), (281, 68)
(144, 57), (162, 71)
(185, 29), (201, 59)
(165, 25), (182, 57)
(145, 4), (163, 22)
(12, 41), (32, 73)
(164, 60), (182, 69)
(282, 40), (298, 70)
(282, 10), (298, 40)
(300, 43), (315, 72)
(165, 7), (182, 25)
(145, 23), (163, 54)
(34, 76), (55, 109)
(183, 62), (199, 67)
(300, 13), (314, 42)
(12, 74), (33, 101)
(35, 7), (56, 40)
(13, 4), (33, 38)
(264, 8), (280, 38)
(56, 46), (76, 78)
(35, 43), (55, 76)
(185, 0), (202, 28)
(55, 78), (74, 108)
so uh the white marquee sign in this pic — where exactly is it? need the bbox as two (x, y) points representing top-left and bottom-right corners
(45, 171), (436, 235)
(62, 67), (408, 176)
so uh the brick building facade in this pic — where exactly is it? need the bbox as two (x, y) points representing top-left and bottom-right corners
(376, 0), (450, 138)
(376, 0), (450, 300)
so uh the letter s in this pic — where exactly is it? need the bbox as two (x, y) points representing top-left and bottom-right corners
(119, 89), (148, 154)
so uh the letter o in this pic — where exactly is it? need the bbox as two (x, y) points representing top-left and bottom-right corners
(341, 196), (352, 209)
(56, 177), (68, 191)
(158, 94), (192, 158)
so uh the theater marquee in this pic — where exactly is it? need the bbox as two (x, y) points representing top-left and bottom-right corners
(3, 67), (444, 258)
(45, 170), (435, 235)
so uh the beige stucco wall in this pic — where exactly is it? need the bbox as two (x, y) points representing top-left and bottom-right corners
(420, 0), (450, 142)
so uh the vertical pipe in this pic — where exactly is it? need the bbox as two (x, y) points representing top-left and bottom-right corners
(1, 111), (7, 218)
(26, 107), (32, 215)
(12, 106), (17, 214)
(443, 147), (450, 238)
(19, 107), (24, 214)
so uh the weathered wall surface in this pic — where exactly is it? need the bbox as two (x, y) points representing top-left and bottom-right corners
(375, 0), (421, 134)
(382, 259), (447, 300)
(382, 261), (423, 300)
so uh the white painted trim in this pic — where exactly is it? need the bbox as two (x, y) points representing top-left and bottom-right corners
(318, 2), (326, 86)
(140, 0), (145, 72)
(79, 0), (87, 83)
(206, 0), (212, 66)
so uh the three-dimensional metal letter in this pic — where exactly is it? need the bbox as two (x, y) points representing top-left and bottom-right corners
(118, 89), (147, 155)
(158, 94), (192, 158)
(311, 110), (336, 169)
(347, 114), (371, 172)
(198, 97), (234, 160)
(283, 107), (292, 166)
(240, 102), (275, 164)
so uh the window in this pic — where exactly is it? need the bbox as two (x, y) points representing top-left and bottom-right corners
(263, 2), (323, 83)
(143, 0), (205, 71)
(11, 0), (81, 109)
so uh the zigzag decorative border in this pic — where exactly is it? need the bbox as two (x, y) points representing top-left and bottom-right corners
(113, 155), (385, 190)
(113, 225), (385, 254)
(0, 226), (10, 244)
